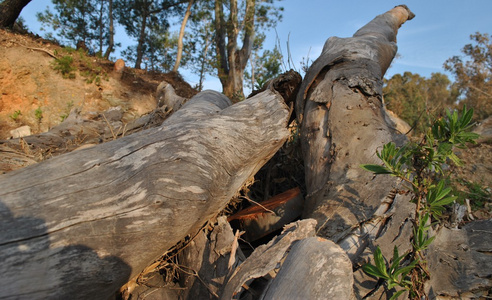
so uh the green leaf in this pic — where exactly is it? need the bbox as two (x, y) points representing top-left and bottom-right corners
(393, 260), (418, 278)
(360, 164), (392, 174)
(432, 195), (458, 207)
(436, 185), (452, 200)
(448, 152), (462, 166)
(390, 290), (406, 300)
(390, 246), (401, 272)
(374, 247), (389, 278)
(460, 106), (473, 128)
(388, 280), (399, 290)
(362, 264), (388, 279)
(420, 236), (436, 250)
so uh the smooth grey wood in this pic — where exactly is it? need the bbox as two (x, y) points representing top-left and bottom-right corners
(220, 219), (317, 299)
(0, 89), (290, 299)
(260, 237), (354, 300)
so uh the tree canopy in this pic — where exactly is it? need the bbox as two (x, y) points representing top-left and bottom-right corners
(37, 0), (111, 55)
(34, 0), (284, 96)
(444, 32), (492, 120)
(383, 72), (458, 135)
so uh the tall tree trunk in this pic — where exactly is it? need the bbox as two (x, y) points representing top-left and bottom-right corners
(104, 0), (114, 59)
(214, 0), (228, 89)
(172, 0), (194, 72)
(98, 0), (104, 54)
(214, 0), (255, 102)
(0, 0), (32, 28)
(135, 1), (149, 69)
(198, 32), (211, 91)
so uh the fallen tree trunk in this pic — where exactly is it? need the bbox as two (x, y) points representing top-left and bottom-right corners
(295, 5), (416, 298)
(0, 88), (290, 299)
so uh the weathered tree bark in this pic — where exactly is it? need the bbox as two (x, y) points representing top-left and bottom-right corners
(0, 88), (290, 299)
(295, 5), (415, 298)
(425, 220), (492, 299)
(156, 80), (189, 112)
(0, 107), (168, 172)
(260, 237), (354, 299)
(177, 216), (242, 299)
(220, 219), (318, 299)
(0, 0), (31, 28)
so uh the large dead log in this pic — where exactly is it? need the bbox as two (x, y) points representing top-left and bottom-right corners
(297, 4), (414, 245)
(295, 5), (415, 298)
(0, 88), (290, 299)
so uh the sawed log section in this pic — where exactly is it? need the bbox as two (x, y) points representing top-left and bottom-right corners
(0, 88), (290, 299)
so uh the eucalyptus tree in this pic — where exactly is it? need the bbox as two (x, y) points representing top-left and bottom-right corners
(383, 72), (457, 135)
(444, 32), (492, 120)
(213, 0), (283, 101)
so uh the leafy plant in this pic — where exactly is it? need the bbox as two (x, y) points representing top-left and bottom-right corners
(60, 100), (74, 122)
(361, 106), (479, 298)
(9, 110), (22, 121)
(363, 246), (417, 300)
(456, 179), (491, 210)
(35, 107), (43, 122)
(52, 55), (77, 79)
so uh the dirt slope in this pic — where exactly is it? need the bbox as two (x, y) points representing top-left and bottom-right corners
(0, 29), (196, 139)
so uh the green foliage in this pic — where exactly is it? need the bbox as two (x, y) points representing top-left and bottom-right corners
(114, 0), (183, 69)
(52, 55), (77, 79)
(444, 32), (492, 121)
(60, 100), (74, 122)
(37, 0), (111, 53)
(432, 107), (479, 147)
(245, 40), (283, 90)
(456, 179), (492, 210)
(425, 180), (457, 216)
(185, 0), (283, 97)
(412, 213), (435, 253)
(383, 72), (458, 135)
(35, 107), (43, 122)
(9, 110), (22, 121)
(361, 107), (480, 298)
(364, 246), (418, 299)
(81, 65), (107, 85)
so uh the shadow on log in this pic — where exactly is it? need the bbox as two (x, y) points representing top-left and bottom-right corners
(0, 86), (291, 299)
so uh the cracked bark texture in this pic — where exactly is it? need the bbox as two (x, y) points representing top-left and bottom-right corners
(295, 5), (416, 298)
(297, 4), (414, 242)
(425, 220), (492, 299)
(0, 89), (290, 299)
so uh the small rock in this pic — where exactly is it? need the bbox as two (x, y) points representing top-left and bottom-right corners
(10, 125), (31, 139)
(114, 59), (125, 73)
(383, 108), (411, 134)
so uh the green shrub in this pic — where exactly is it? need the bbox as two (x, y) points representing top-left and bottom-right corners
(361, 106), (480, 298)
(9, 110), (22, 121)
(35, 107), (43, 122)
(53, 55), (77, 79)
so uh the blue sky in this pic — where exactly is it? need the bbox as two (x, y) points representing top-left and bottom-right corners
(20, 0), (492, 92)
